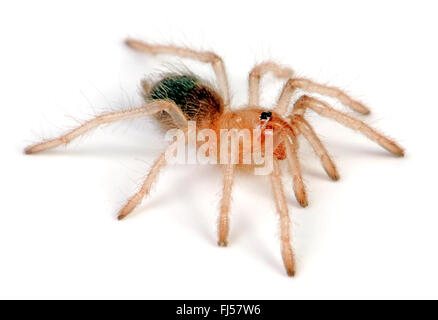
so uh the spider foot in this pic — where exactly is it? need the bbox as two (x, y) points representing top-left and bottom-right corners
(217, 240), (228, 247)
(286, 268), (296, 277)
(294, 184), (308, 208)
(282, 246), (296, 277)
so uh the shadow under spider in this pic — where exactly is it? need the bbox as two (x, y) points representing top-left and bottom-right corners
(123, 165), (218, 245)
(326, 139), (403, 158)
(29, 144), (161, 158)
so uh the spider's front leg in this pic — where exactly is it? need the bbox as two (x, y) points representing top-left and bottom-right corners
(293, 95), (404, 156)
(248, 62), (293, 106)
(271, 159), (296, 276)
(275, 78), (371, 116)
(290, 115), (340, 181)
(283, 133), (308, 207)
(218, 162), (235, 247)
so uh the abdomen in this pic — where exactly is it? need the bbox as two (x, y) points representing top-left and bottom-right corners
(145, 74), (223, 128)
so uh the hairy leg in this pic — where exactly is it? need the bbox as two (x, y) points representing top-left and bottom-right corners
(125, 38), (231, 109)
(118, 141), (178, 220)
(271, 159), (296, 276)
(218, 162), (235, 246)
(248, 61), (293, 106)
(290, 115), (340, 181)
(24, 100), (187, 154)
(275, 78), (370, 116)
(282, 133), (308, 207)
(293, 95), (404, 156)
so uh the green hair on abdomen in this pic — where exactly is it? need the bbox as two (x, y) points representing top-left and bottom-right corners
(148, 75), (199, 108)
(147, 74), (223, 126)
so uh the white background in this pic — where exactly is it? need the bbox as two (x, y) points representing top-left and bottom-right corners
(1, 0), (437, 299)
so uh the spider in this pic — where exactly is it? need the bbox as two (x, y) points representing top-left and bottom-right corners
(25, 39), (404, 276)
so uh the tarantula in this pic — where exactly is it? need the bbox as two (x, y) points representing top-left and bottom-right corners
(25, 39), (404, 276)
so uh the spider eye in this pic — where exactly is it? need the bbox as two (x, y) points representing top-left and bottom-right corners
(260, 111), (272, 121)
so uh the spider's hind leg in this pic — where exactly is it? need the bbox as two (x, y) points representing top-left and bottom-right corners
(117, 142), (176, 220)
(140, 79), (152, 100)
(125, 38), (230, 109)
(24, 100), (187, 154)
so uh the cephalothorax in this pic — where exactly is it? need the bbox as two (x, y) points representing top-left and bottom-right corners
(25, 39), (404, 276)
